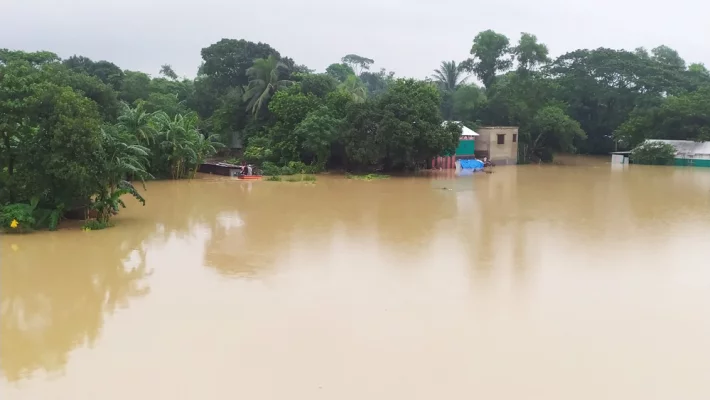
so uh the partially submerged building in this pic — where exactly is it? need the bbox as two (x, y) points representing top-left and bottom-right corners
(432, 123), (519, 169)
(614, 140), (710, 167)
(475, 126), (519, 165)
(645, 139), (710, 167)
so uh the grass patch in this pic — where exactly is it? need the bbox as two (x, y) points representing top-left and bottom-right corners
(82, 219), (114, 231)
(265, 175), (282, 181)
(346, 173), (390, 181)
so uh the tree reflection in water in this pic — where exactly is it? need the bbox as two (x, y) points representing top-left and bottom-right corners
(0, 231), (151, 382)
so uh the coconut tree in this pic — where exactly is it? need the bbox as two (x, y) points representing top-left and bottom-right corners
(338, 75), (368, 103)
(243, 55), (292, 116)
(431, 61), (469, 92)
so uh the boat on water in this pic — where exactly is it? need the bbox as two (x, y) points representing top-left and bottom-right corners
(238, 175), (263, 180)
(198, 162), (263, 179)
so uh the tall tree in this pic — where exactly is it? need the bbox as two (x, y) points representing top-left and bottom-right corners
(463, 30), (512, 89)
(338, 75), (367, 103)
(512, 33), (550, 73)
(119, 71), (151, 105)
(651, 45), (686, 71)
(298, 73), (339, 98)
(200, 39), (279, 89)
(159, 64), (178, 80)
(451, 84), (486, 122)
(360, 68), (394, 97)
(523, 105), (586, 162)
(326, 63), (355, 82)
(341, 54), (374, 75)
(344, 79), (460, 171)
(547, 48), (687, 153)
(431, 61), (468, 92)
(243, 55), (292, 116)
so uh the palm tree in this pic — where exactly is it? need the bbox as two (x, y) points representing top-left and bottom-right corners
(338, 75), (368, 103)
(117, 102), (155, 144)
(431, 61), (469, 92)
(243, 55), (292, 116)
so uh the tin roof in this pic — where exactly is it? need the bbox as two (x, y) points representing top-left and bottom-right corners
(644, 140), (710, 155)
(443, 121), (479, 136)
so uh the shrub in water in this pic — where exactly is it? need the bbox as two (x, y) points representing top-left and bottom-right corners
(261, 161), (282, 176)
(0, 203), (37, 233)
(346, 173), (390, 181)
(631, 142), (676, 165)
(82, 219), (114, 231)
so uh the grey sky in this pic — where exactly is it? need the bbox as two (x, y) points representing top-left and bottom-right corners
(4, 0), (709, 80)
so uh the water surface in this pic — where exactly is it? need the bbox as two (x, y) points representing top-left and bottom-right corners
(2, 161), (710, 399)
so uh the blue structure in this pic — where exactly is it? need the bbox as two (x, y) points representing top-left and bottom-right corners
(458, 159), (485, 171)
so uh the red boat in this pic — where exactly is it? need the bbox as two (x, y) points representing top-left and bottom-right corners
(238, 175), (263, 181)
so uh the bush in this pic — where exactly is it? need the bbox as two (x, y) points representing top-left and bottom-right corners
(0, 199), (64, 233)
(82, 219), (113, 231)
(243, 136), (273, 164)
(0, 202), (37, 233)
(261, 161), (281, 176)
(631, 141), (676, 165)
(262, 161), (321, 176)
(346, 173), (390, 181)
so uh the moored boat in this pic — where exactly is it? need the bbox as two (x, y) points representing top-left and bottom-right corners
(238, 175), (263, 180)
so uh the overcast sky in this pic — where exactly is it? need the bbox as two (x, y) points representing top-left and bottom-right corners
(4, 0), (709, 80)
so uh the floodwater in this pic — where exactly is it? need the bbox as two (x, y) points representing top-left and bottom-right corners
(2, 160), (710, 399)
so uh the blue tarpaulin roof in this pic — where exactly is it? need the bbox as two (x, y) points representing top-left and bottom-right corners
(459, 159), (484, 170)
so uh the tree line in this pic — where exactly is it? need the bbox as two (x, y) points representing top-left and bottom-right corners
(435, 30), (710, 162)
(2, 30), (710, 231)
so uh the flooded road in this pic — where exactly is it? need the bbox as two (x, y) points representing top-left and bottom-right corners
(2, 162), (710, 399)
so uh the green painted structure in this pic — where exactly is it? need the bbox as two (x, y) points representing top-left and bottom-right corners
(674, 158), (710, 167)
(455, 139), (475, 156)
(642, 140), (710, 168)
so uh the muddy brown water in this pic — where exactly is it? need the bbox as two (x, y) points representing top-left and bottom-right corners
(2, 160), (710, 399)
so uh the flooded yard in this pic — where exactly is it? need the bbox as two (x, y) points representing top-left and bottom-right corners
(2, 162), (710, 399)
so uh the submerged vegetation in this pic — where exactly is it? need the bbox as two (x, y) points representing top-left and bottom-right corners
(346, 173), (390, 181)
(631, 142), (677, 165)
(3, 31), (710, 232)
(284, 174), (317, 183)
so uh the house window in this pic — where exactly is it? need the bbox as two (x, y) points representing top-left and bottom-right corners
(513, 134), (517, 143)
(497, 134), (505, 145)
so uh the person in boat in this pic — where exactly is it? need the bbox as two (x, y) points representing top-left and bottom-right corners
(246, 164), (253, 176)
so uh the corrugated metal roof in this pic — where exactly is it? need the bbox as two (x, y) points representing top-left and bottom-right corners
(442, 121), (479, 136)
(645, 140), (710, 155)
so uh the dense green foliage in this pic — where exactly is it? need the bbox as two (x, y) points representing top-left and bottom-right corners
(631, 141), (677, 165)
(3, 30), (709, 231)
(1, 51), (218, 231)
(431, 31), (710, 162)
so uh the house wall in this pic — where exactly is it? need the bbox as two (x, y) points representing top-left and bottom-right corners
(477, 127), (519, 165)
(611, 154), (629, 164)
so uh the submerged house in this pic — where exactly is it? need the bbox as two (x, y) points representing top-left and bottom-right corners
(432, 122), (478, 169)
(645, 139), (710, 167)
(432, 123), (519, 169)
(475, 126), (519, 165)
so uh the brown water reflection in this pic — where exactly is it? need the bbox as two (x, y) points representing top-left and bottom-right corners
(2, 161), (710, 399)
